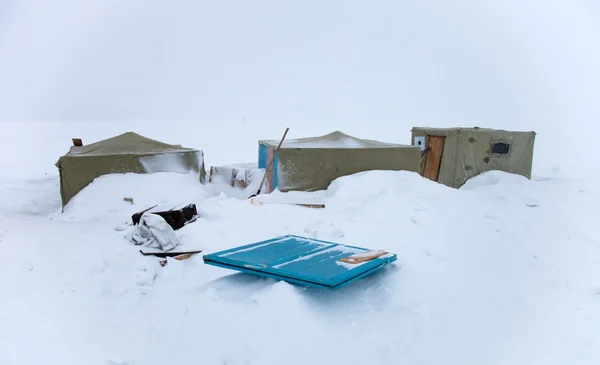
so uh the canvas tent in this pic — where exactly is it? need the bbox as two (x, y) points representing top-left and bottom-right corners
(258, 131), (421, 193)
(411, 127), (536, 188)
(56, 132), (206, 207)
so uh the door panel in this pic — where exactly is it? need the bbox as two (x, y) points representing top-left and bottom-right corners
(423, 135), (446, 181)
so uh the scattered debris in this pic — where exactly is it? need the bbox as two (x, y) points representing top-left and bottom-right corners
(130, 212), (180, 251)
(132, 203), (197, 230)
(251, 127), (289, 198)
(250, 198), (324, 208)
(209, 163), (261, 189)
(338, 250), (389, 264)
(159, 252), (199, 267)
(140, 248), (203, 258)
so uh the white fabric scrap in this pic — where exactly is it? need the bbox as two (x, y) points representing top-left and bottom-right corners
(130, 212), (180, 251)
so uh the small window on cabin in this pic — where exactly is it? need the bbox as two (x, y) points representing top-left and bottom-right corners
(491, 142), (510, 155)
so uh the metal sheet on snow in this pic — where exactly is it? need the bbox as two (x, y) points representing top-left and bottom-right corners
(202, 235), (397, 288)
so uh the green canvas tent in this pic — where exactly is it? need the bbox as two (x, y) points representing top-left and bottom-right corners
(55, 132), (206, 207)
(258, 131), (421, 193)
(411, 127), (536, 188)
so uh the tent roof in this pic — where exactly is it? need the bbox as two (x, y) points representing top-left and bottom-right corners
(59, 132), (198, 158)
(259, 130), (415, 149)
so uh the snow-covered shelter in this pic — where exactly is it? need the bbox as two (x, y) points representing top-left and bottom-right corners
(55, 132), (206, 208)
(258, 131), (421, 193)
(411, 127), (536, 188)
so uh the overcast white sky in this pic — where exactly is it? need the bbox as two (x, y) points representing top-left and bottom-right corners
(0, 0), (599, 175)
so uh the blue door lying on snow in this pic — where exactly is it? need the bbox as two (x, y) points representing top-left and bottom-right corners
(202, 235), (397, 289)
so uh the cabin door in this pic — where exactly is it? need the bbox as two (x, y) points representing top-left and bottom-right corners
(423, 135), (445, 182)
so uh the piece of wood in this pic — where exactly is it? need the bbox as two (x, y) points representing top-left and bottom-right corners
(233, 178), (247, 189)
(338, 250), (389, 264)
(140, 249), (203, 258)
(250, 127), (289, 198)
(209, 166), (236, 186)
(208, 166), (215, 183)
(72, 138), (83, 147)
(159, 252), (199, 266)
(265, 148), (275, 193)
(296, 204), (325, 208)
(423, 135), (446, 182)
(249, 198), (325, 208)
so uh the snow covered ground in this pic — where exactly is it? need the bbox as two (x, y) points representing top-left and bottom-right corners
(1, 165), (599, 365)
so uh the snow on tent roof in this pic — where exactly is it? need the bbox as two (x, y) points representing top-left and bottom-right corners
(259, 131), (409, 149)
(64, 132), (198, 157)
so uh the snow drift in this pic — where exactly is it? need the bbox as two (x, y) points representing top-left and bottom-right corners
(58, 172), (211, 222)
(1, 169), (599, 365)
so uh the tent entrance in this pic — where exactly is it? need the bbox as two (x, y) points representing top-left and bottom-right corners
(423, 135), (445, 181)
